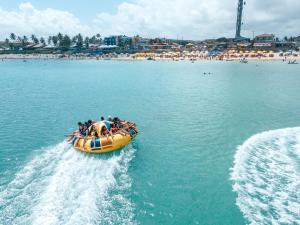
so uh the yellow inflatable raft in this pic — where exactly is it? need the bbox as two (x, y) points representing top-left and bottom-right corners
(68, 121), (138, 154)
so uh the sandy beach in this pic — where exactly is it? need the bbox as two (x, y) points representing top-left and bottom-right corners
(0, 52), (299, 62)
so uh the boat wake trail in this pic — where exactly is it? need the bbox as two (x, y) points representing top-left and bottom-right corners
(0, 142), (136, 225)
(231, 128), (300, 225)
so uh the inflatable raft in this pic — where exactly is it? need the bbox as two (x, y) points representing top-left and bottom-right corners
(68, 121), (138, 153)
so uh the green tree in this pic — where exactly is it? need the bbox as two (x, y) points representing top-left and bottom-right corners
(132, 35), (140, 46)
(31, 34), (36, 42)
(76, 33), (83, 49)
(48, 36), (52, 45)
(96, 34), (102, 44)
(40, 37), (46, 45)
(90, 35), (96, 44)
(33, 37), (39, 44)
(23, 36), (28, 42)
(61, 35), (71, 49)
(71, 36), (77, 45)
(129, 38), (133, 47)
(84, 37), (90, 48)
(57, 33), (63, 46)
(5, 38), (10, 49)
(52, 36), (58, 46)
(10, 33), (16, 41)
(22, 36), (28, 47)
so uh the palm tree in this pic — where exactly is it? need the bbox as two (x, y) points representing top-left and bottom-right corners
(5, 38), (10, 49)
(21, 36), (28, 47)
(84, 37), (90, 48)
(31, 34), (35, 41)
(61, 35), (71, 49)
(96, 34), (102, 45)
(40, 37), (46, 45)
(10, 33), (16, 41)
(33, 37), (39, 44)
(47, 36), (52, 45)
(57, 33), (63, 42)
(76, 33), (83, 49)
(71, 36), (77, 45)
(52, 36), (58, 47)
(90, 35), (96, 44)
(59, 35), (71, 49)
(133, 35), (140, 46)
(23, 36), (28, 42)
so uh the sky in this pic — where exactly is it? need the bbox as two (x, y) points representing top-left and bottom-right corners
(0, 0), (299, 40)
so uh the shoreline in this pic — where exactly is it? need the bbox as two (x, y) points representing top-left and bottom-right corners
(0, 53), (299, 62)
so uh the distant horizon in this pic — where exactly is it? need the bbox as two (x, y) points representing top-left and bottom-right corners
(0, 1), (299, 40)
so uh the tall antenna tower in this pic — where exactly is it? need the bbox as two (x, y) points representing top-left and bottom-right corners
(235, 0), (245, 40)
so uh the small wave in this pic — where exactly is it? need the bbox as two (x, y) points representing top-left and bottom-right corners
(231, 127), (300, 225)
(0, 141), (136, 225)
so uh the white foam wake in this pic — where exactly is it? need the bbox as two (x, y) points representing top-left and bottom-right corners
(231, 127), (300, 225)
(0, 142), (136, 225)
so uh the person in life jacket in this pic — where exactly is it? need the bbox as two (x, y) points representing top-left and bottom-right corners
(100, 116), (113, 131)
(89, 124), (99, 138)
(101, 125), (110, 137)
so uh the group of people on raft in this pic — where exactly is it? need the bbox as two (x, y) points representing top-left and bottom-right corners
(76, 116), (138, 138)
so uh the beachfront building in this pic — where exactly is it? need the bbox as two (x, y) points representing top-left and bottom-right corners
(98, 45), (119, 52)
(255, 34), (275, 43)
(136, 38), (150, 50)
(24, 43), (46, 51)
(275, 40), (296, 51)
(236, 42), (252, 51)
(201, 39), (217, 51)
(185, 43), (194, 49)
(142, 43), (174, 52)
(253, 34), (275, 50)
(0, 41), (9, 50)
(3, 40), (24, 51)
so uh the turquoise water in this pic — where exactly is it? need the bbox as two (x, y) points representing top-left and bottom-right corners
(0, 60), (300, 225)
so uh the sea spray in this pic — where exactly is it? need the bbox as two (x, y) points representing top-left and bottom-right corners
(230, 128), (300, 225)
(0, 141), (136, 225)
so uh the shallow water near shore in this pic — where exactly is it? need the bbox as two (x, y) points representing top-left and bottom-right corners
(0, 60), (300, 224)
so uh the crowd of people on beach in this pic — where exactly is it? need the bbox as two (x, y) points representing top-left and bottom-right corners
(76, 116), (138, 138)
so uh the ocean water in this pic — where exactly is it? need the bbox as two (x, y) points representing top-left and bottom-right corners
(0, 59), (299, 225)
